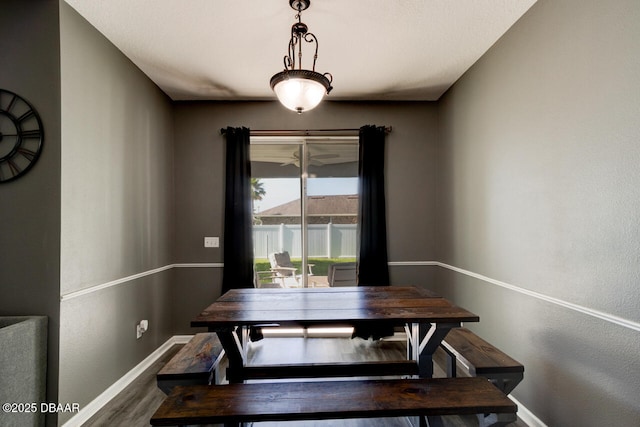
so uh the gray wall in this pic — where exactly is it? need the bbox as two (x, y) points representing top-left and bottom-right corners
(58, 3), (175, 423)
(4, 1), (639, 426)
(171, 101), (440, 329)
(0, 1), (62, 425)
(437, 0), (640, 425)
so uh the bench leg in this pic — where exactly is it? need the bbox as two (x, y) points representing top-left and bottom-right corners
(487, 372), (524, 395)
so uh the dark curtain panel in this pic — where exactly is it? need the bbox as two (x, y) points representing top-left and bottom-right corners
(221, 127), (254, 294)
(353, 125), (394, 340)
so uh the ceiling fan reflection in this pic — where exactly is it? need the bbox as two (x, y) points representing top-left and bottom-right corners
(280, 150), (339, 167)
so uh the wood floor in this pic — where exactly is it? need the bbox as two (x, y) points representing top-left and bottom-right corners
(83, 335), (528, 427)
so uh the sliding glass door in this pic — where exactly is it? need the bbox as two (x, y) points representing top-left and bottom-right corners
(251, 137), (358, 288)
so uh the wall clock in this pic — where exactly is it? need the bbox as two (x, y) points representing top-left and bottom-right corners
(0, 89), (44, 183)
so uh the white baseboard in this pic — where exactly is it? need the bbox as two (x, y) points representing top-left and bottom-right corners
(172, 334), (195, 345)
(61, 335), (193, 427)
(509, 395), (548, 427)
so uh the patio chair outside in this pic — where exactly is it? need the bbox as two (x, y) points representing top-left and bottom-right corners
(328, 262), (357, 287)
(268, 251), (314, 287)
(254, 267), (282, 288)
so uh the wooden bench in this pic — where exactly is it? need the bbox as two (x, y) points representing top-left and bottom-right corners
(156, 333), (225, 394)
(150, 377), (517, 426)
(440, 327), (524, 396)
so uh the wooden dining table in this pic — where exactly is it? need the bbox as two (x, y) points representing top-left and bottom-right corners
(191, 285), (479, 382)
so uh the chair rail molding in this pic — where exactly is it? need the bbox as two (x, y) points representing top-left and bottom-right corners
(60, 261), (640, 333)
(389, 261), (640, 333)
(60, 263), (223, 301)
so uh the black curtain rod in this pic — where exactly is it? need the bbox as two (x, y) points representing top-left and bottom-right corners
(220, 127), (392, 136)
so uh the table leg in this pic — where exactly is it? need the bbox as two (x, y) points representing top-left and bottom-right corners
(407, 322), (460, 378)
(406, 323), (424, 369)
(213, 327), (245, 383)
(424, 415), (444, 427)
(240, 325), (249, 362)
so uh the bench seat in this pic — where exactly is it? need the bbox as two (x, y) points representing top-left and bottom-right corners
(441, 328), (524, 396)
(156, 333), (225, 394)
(150, 377), (517, 426)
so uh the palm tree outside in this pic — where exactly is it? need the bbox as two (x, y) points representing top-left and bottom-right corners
(252, 178), (266, 203)
(251, 178), (266, 224)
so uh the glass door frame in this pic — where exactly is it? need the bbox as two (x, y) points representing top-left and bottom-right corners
(251, 135), (358, 287)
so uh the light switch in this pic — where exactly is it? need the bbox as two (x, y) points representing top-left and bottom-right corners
(204, 237), (219, 248)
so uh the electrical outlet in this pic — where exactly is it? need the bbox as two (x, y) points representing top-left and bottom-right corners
(136, 320), (149, 339)
(204, 237), (219, 248)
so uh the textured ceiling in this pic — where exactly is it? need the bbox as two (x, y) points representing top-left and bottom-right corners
(63, 0), (537, 102)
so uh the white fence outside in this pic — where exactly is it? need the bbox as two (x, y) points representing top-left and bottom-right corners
(253, 223), (357, 259)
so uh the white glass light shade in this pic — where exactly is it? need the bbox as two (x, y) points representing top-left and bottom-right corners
(270, 70), (333, 114)
(274, 78), (325, 113)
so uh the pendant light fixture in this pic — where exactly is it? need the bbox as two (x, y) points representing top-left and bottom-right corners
(270, 0), (333, 114)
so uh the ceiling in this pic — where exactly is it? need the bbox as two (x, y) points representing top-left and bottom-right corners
(63, 0), (537, 102)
